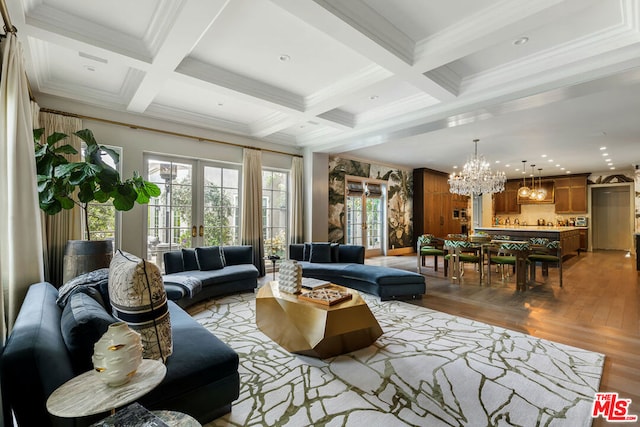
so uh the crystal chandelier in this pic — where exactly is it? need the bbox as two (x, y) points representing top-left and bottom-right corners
(448, 139), (506, 196)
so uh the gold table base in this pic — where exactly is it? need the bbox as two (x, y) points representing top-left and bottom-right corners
(256, 282), (383, 359)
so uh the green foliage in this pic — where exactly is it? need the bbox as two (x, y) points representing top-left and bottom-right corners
(34, 128), (161, 239)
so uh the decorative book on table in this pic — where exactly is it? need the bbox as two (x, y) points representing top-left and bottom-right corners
(300, 277), (331, 290)
(90, 402), (169, 427)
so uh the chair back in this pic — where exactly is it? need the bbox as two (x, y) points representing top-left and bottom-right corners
(529, 237), (549, 245)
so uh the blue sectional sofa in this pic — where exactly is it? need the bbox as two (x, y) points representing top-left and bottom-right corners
(162, 245), (259, 308)
(0, 282), (239, 426)
(289, 243), (426, 300)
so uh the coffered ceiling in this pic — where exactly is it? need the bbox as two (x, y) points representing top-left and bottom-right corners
(7, 0), (640, 178)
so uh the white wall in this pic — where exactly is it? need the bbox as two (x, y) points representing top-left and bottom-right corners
(38, 96), (302, 257)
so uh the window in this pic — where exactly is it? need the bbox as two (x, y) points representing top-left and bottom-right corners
(262, 169), (288, 258)
(82, 144), (120, 244)
(203, 165), (241, 246)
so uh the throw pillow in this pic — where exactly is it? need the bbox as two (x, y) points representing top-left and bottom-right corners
(309, 243), (332, 263)
(195, 246), (225, 271)
(330, 243), (340, 262)
(60, 291), (117, 374)
(109, 250), (173, 362)
(181, 248), (199, 271)
(303, 243), (311, 261)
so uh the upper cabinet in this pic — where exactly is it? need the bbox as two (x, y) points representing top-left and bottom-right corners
(494, 180), (521, 214)
(554, 175), (588, 213)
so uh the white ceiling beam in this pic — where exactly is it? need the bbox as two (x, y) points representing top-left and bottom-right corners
(413, 0), (595, 72)
(127, 0), (231, 113)
(269, 0), (457, 101)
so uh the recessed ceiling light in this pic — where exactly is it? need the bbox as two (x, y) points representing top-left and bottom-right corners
(556, 164), (560, 167)
(217, 102), (224, 107)
(541, 154), (547, 158)
(495, 160), (500, 164)
(610, 166), (616, 170)
(513, 37), (529, 46)
(561, 167), (566, 170)
(548, 159), (553, 162)
(566, 171), (571, 174)
(452, 165), (458, 169)
(279, 54), (291, 62)
(369, 95), (379, 100)
(602, 153), (608, 156)
(600, 146), (607, 150)
(505, 164), (511, 168)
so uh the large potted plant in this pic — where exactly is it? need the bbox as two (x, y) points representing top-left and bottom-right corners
(35, 128), (161, 283)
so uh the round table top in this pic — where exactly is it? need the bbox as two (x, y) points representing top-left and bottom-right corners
(46, 359), (166, 418)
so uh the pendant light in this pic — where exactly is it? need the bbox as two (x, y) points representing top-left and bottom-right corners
(517, 160), (531, 198)
(536, 168), (547, 201)
(528, 164), (538, 200)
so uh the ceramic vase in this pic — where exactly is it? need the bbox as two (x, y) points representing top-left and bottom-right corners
(92, 322), (143, 387)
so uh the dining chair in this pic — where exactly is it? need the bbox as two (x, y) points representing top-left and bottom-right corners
(444, 239), (481, 283)
(528, 240), (563, 287)
(487, 242), (516, 283)
(416, 234), (445, 273)
(489, 241), (531, 289)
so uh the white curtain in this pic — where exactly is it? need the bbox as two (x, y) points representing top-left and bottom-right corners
(241, 149), (265, 276)
(39, 112), (82, 287)
(289, 156), (304, 243)
(0, 34), (44, 342)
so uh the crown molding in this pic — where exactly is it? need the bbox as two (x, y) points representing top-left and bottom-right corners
(143, 0), (188, 56)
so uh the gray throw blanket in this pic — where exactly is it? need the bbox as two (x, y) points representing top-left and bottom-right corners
(56, 268), (110, 307)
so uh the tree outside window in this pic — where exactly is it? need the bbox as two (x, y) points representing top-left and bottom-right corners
(262, 169), (288, 258)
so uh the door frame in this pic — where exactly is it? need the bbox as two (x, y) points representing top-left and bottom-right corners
(588, 182), (635, 253)
(344, 175), (387, 257)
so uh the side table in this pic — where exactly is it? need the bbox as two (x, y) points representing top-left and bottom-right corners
(46, 359), (166, 418)
(264, 255), (280, 280)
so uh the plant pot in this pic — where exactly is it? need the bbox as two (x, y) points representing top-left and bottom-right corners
(62, 240), (114, 284)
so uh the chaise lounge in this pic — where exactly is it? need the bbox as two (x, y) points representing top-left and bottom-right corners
(289, 243), (426, 300)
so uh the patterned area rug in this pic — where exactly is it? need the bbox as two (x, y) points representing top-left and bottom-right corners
(190, 292), (604, 427)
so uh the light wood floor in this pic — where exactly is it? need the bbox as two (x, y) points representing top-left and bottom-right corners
(365, 250), (640, 426)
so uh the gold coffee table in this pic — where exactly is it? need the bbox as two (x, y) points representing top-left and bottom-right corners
(256, 281), (383, 359)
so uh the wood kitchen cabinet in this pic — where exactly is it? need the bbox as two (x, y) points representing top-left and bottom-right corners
(554, 175), (588, 213)
(493, 180), (521, 215)
(413, 168), (469, 240)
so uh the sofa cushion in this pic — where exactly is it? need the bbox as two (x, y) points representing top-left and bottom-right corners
(109, 250), (173, 362)
(60, 291), (117, 374)
(139, 301), (239, 409)
(165, 265), (259, 288)
(303, 243), (311, 261)
(196, 246), (225, 271)
(222, 245), (253, 266)
(342, 264), (425, 285)
(164, 251), (185, 274)
(309, 243), (332, 263)
(181, 248), (199, 271)
(338, 245), (365, 264)
(330, 243), (340, 262)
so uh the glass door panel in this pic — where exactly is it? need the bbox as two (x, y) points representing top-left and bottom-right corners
(346, 196), (363, 246)
(202, 164), (241, 246)
(146, 159), (195, 269)
(366, 197), (383, 252)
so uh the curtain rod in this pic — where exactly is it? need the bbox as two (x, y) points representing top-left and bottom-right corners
(39, 108), (303, 158)
(0, 0), (16, 34)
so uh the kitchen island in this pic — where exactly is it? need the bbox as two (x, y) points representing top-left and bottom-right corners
(474, 226), (585, 257)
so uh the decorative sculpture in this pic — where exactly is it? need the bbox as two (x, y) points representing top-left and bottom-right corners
(278, 260), (302, 294)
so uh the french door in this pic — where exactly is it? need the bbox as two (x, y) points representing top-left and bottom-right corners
(345, 179), (385, 256)
(145, 156), (241, 270)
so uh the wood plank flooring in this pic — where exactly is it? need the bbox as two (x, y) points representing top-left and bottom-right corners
(364, 250), (640, 426)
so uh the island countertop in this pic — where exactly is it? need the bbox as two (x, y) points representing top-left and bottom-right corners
(475, 226), (586, 233)
(474, 226), (584, 256)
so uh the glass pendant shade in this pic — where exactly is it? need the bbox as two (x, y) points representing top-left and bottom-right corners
(528, 165), (538, 200)
(517, 160), (530, 197)
(448, 139), (506, 196)
(535, 168), (547, 200)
